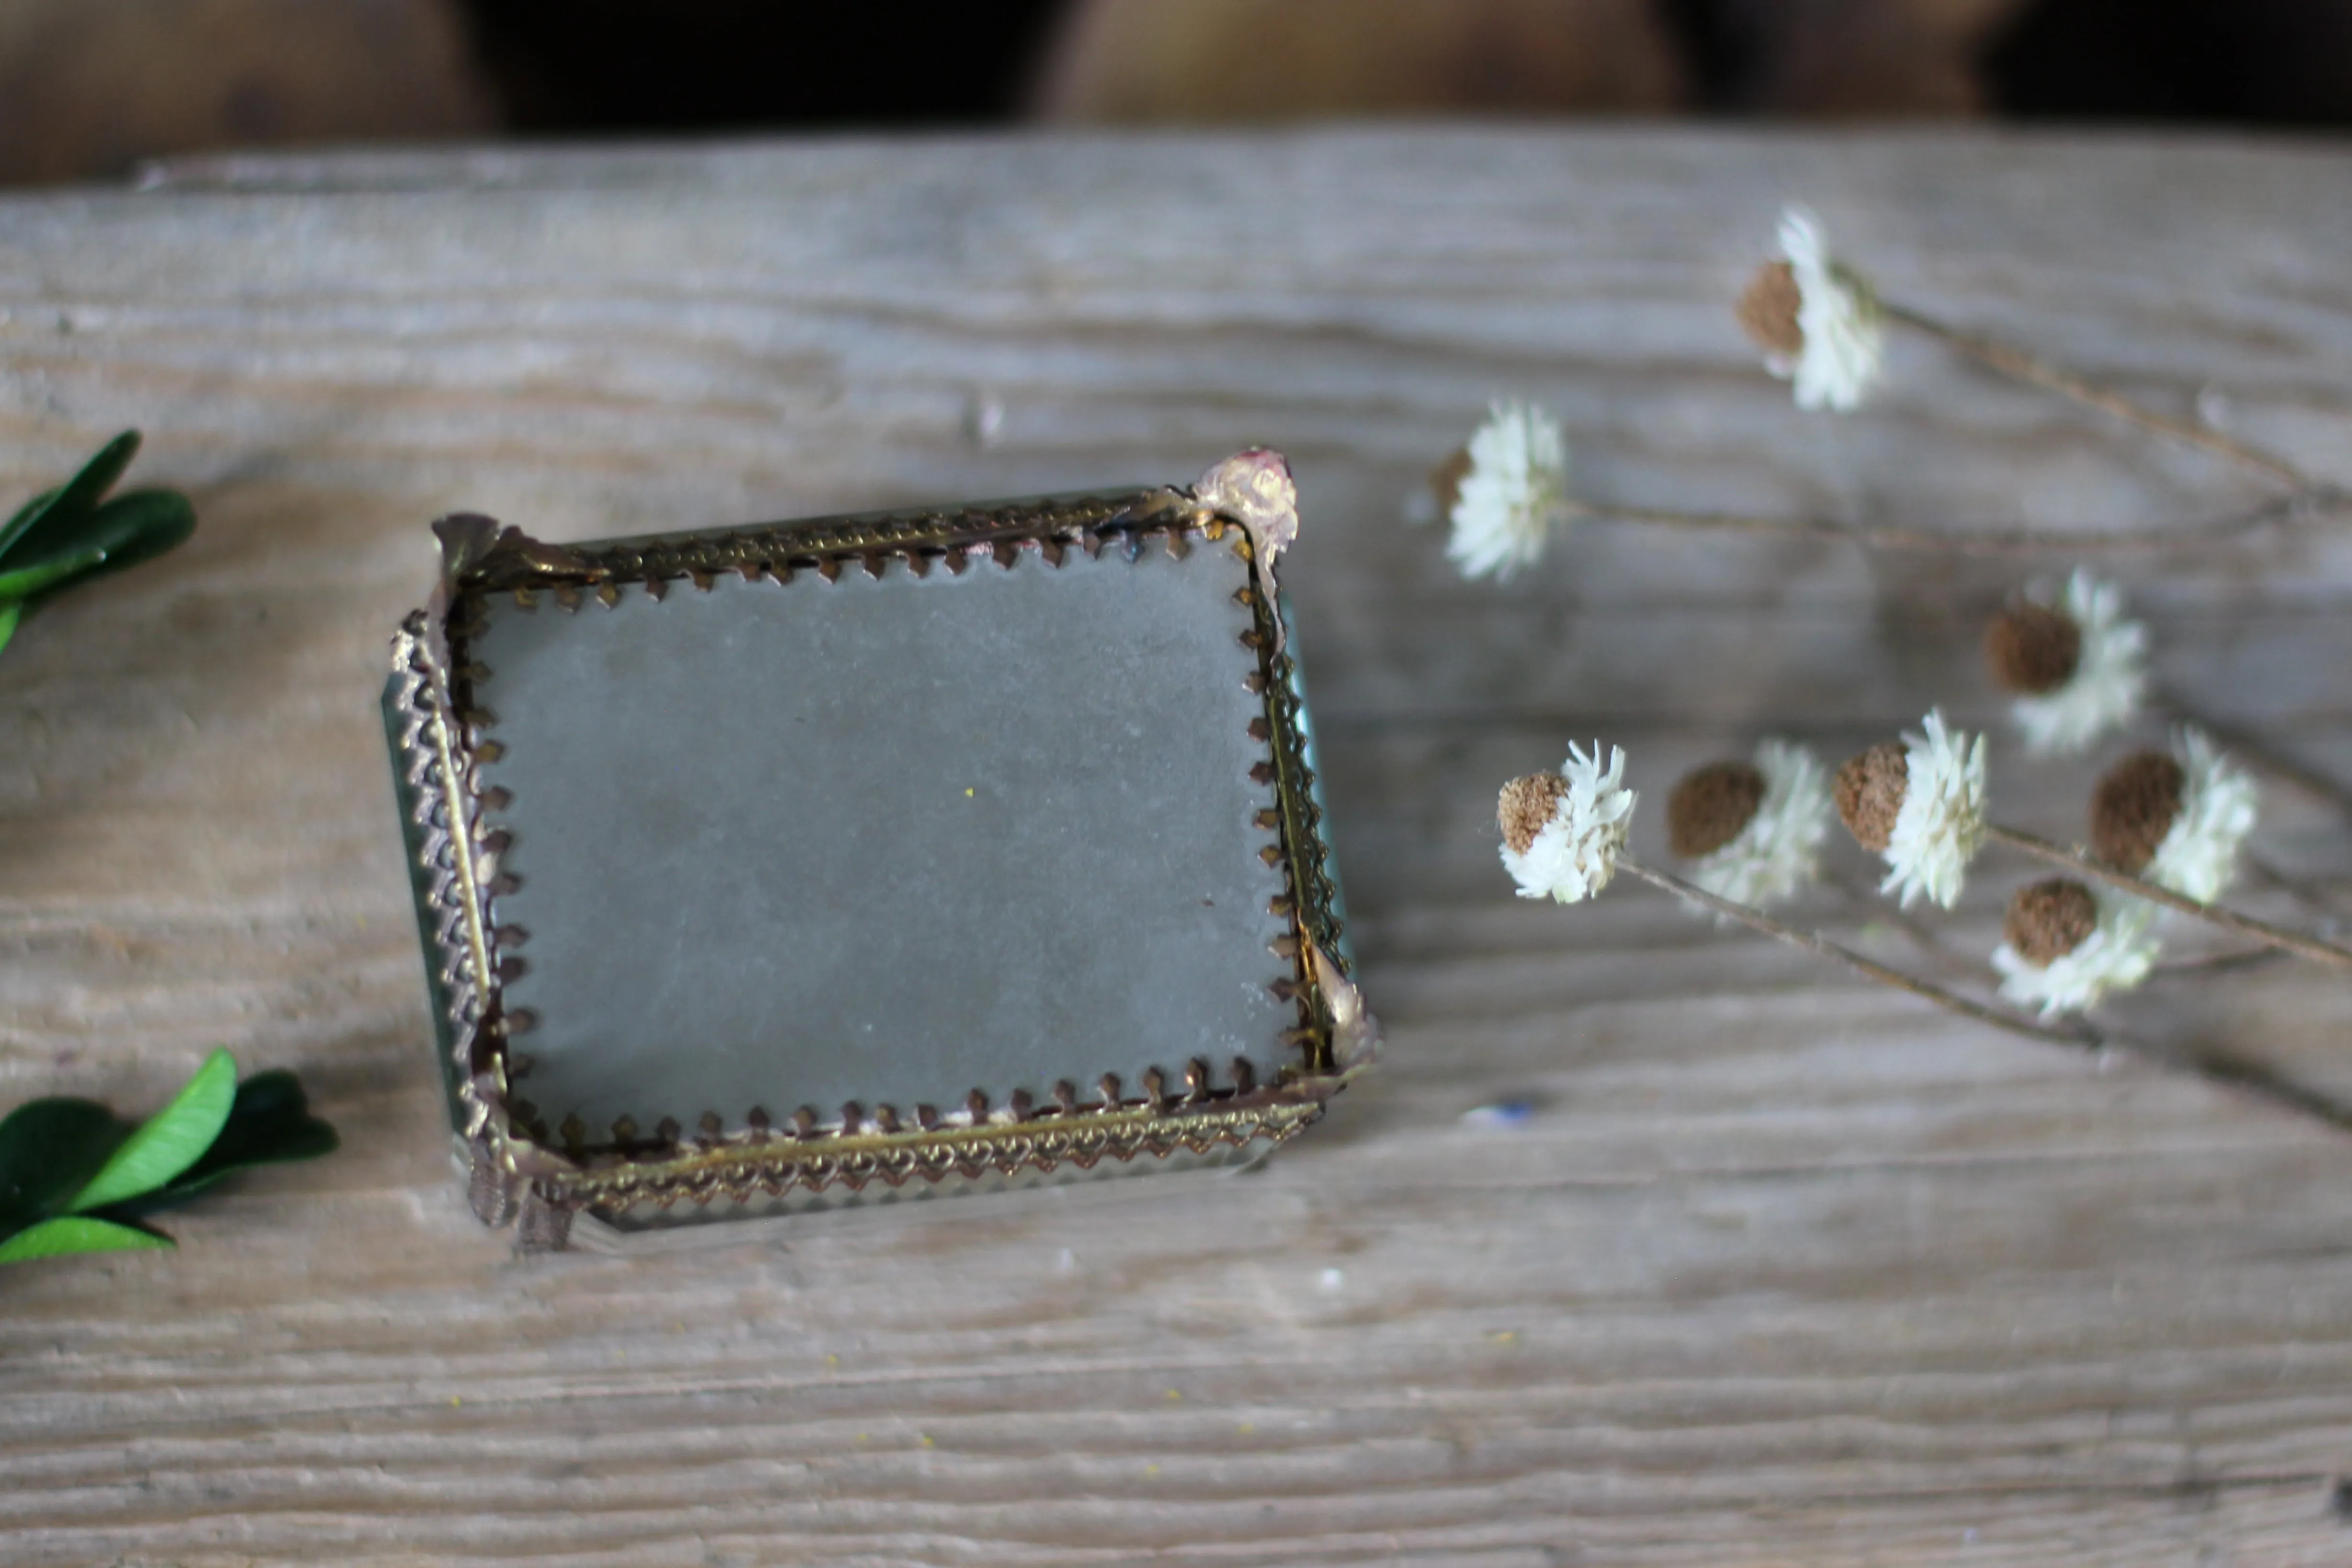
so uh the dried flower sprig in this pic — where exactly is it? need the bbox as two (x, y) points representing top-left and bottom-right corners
(1884, 301), (2312, 491)
(1992, 878), (2160, 1018)
(1497, 749), (2093, 1050)
(1500, 750), (2352, 1135)
(1737, 206), (2320, 496)
(1833, 711), (1988, 911)
(1420, 423), (2324, 582)
(1985, 818), (2352, 974)
(1831, 716), (2352, 974)
(2090, 731), (2258, 904)
(1985, 569), (2147, 757)
(1977, 568), (2350, 865)
(1667, 740), (1833, 909)
(1419, 205), (2348, 582)
(1441, 400), (1569, 581)
(1665, 832), (2352, 1137)
(1618, 854), (2098, 1048)
(1498, 742), (1634, 903)
(1735, 206), (1889, 413)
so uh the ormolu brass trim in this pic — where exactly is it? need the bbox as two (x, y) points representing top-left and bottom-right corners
(544, 1091), (1328, 1213)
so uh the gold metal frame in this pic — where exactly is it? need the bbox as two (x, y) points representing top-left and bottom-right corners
(384, 450), (1375, 1251)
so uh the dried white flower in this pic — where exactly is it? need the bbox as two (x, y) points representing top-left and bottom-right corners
(2143, 729), (2257, 904)
(1498, 743), (1635, 905)
(2091, 730), (2257, 906)
(1993, 879), (2160, 1018)
(1738, 206), (1888, 413)
(1837, 710), (1988, 911)
(1673, 740), (1832, 909)
(1990, 569), (2148, 757)
(1884, 713), (1989, 909)
(1446, 400), (1568, 581)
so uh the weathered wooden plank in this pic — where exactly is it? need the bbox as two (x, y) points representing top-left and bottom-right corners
(3, 128), (2352, 1567)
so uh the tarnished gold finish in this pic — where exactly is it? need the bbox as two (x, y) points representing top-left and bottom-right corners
(386, 608), (547, 1220)
(384, 454), (1369, 1250)
(554, 1091), (1329, 1215)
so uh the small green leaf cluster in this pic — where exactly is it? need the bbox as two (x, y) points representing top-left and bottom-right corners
(0, 430), (196, 658)
(0, 1050), (337, 1264)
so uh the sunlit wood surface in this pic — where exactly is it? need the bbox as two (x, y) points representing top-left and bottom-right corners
(4, 128), (2352, 1567)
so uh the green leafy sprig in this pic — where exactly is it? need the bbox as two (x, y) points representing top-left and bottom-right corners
(0, 1050), (337, 1264)
(0, 430), (195, 658)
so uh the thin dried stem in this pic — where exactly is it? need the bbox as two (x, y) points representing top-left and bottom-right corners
(2246, 852), (2352, 924)
(2175, 1047), (2352, 1138)
(2150, 946), (2287, 980)
(1557, 488), (2325, 558)
(1618, 854), (2095, 1049)
(1983, 822), (2352, 973)
(1822, 861), (1980, 983)
(1885, 302), (2312, 489)
(1630, 859), (2352, 1137)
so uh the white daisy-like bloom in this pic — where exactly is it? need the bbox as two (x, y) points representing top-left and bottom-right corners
(1769, 206), (1888, 413)
(1499, 742), (1635, 905)
(1993, 889), (2161, 1019)
(2006, 570), (2149, 756)
(2147, 729), (2258, 904)
(1882, 710), (1989, 910)
(1687, 740), (1833, 909)
(1447, 400), (1568, 581)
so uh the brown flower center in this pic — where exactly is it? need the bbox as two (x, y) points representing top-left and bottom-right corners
(1429, 445), (1473, 517)
(1498, 773), (1570, 856)
(1833, 742), (1909, 853)
(1985, 602), (2083, 695)
(2004, 878), (2099, 967)
(1668, 761), (1766, 860)
(1736, 260), (1805, 358)
(2090, 751), (2185, 874)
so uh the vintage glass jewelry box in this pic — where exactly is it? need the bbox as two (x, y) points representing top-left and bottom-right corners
(384, 451), (1372, 1251)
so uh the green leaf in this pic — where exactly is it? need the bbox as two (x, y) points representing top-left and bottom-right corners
(68, 1049), (238, 1213)
(0, 431), (140, 566)
(0, 1215), (172, 1265)
(0, 1098), (135, 1241)
(95, 1070), (339, 1220)
(0, 489), (196, 601)
(0, 598), (21, 658)
(0, 490), (54, 555)
(69, 489), (197, 582)
(0, 549), (103, 601)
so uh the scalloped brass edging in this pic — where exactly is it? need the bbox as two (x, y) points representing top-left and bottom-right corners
(547, 1092), (1329, 1214)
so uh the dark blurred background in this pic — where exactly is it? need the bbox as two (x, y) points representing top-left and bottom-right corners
(1, 0), (2347, 187)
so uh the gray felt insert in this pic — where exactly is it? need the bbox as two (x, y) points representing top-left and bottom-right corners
(466, 539), (1296, 1138)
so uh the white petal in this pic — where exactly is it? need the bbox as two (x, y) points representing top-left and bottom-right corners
(1500, 742), (1636, 904)
(2147, 728), (2257, 904)
(2010, 569), (2149, 756)
(1994, 892), (2161, 1018)
(1773, 205), (1888, 413)
(1447, 400), (1568, 581)
(1688, 740), (1832, 909)
(1880, 710), (1988, 910)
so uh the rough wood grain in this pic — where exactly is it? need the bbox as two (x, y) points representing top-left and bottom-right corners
(4, 127), (2352, 1567)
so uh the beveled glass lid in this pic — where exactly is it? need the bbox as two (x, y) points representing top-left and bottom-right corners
(462, 525), (1299, 1144)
